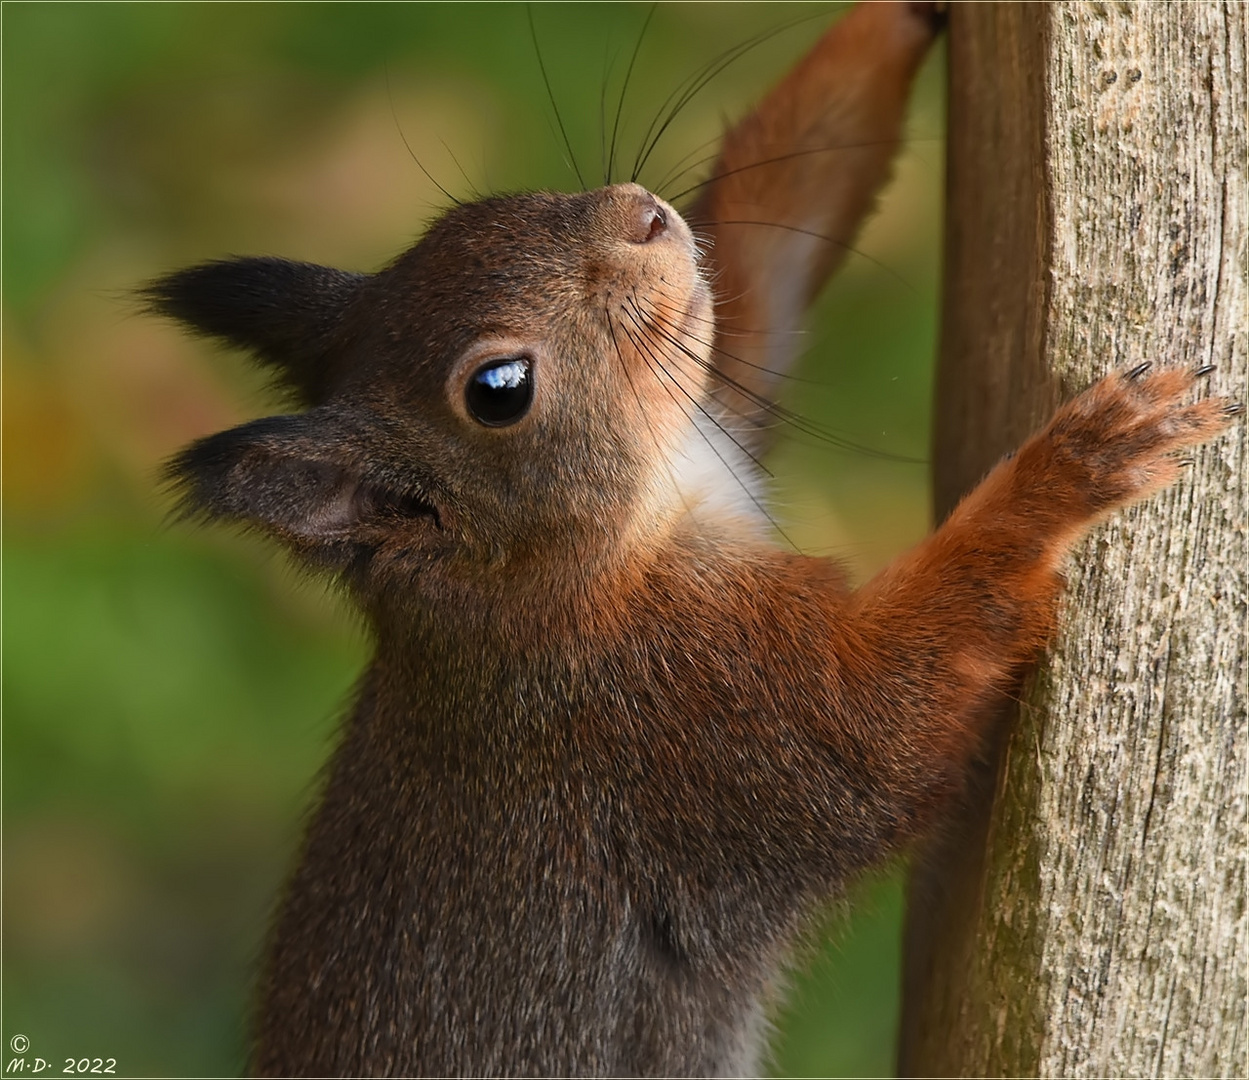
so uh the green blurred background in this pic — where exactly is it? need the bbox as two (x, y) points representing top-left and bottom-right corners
(3, 4), (944, 1075)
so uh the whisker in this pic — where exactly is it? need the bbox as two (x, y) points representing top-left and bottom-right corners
(384, 61), (461, 207)
(630, 8), (832, 186)
(621, 308), (791, 433)
(652, 130), (726, 196)
(439, 139), (482, 202)
(647, 293), (823, 379)
(617, 306), (796, 549)
(691, 232), (716, 256)
(621, 300), (773, 479)
(650, 290), (811, 342)
(629, 40), (738, 186)
(685, 218), (917, 295)
(608, 3), (657, 186)
(527, 4), (586, 191)
(635, 296), (926, 465)
(605, 313), (702, 530)
(599, 42), (613, 186)
(663, 138), (943, 206)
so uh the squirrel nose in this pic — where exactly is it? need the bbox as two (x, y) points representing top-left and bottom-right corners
(630, 193), (668, 244)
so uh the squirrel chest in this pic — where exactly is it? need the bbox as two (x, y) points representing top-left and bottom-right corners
(255, 543), (863, 1076)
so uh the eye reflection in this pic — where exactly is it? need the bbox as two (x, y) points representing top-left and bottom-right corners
(465, 356), (533, 427)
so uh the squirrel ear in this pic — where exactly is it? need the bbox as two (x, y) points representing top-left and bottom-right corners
(167, 413), (367, 555)
(143, 257), (366, 406)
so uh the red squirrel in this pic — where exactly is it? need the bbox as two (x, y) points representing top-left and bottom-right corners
(145, 3), (1235, 1075)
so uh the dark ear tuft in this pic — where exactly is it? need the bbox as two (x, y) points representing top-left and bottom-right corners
(164, 413), (365, 557)
(165, 412), (441, 567)
(142, 257), (366, 406)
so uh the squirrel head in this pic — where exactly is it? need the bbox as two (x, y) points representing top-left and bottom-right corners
(149, 183), (715, 614)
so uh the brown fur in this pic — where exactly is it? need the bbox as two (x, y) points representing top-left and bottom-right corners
(145, 4), (1233, 1075)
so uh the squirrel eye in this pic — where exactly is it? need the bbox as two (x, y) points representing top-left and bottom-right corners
(465, 356), (534, 427)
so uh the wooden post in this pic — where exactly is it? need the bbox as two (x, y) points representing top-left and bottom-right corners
(899, 3), (1246, 1075)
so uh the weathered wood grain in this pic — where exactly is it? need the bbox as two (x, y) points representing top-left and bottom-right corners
(899, 3), (1246, 1075)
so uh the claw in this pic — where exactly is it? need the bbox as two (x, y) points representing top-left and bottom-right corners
(1126, 361), (1153, 381)
(1224, 402), (1245, 416)
(1194, 364), (1217, 378)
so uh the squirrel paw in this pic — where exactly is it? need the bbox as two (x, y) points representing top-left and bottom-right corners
(1030, 364), (1237, 515)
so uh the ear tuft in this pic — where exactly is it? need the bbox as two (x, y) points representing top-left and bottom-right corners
(142, 257), (366, 406)
(164, 413), (442, 567)
(164, 414), (363, 545)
